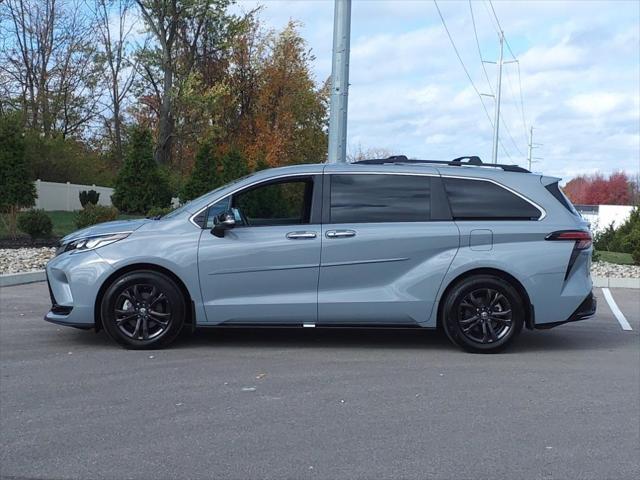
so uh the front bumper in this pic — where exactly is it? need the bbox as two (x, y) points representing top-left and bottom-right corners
(44, 250), (114, 328)
(535, 291), (597, 330)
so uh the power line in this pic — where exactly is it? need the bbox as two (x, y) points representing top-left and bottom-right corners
(469, 0), (493, 94)
(516, 61), (528, 142)
(486, 0), (528, 135)
(433, 0), (494, 127)
(482, 0), (501, 35)
(433, 0), (514, 161)
(485, 0), (528, 159)
(503, 64), (528, 150)
(487, 0), (517, 59)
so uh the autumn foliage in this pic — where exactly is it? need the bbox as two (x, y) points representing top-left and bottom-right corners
(563, 172), (638, 205)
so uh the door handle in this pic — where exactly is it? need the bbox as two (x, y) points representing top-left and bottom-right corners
(286, 231), (317, 240)
(325, 230), (356, 239)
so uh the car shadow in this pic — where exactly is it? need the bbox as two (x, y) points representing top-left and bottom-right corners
(174, 326), (453, 351)
(60, 322), (635, 353)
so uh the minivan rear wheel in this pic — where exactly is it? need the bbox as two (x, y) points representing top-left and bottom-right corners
(101, 270), (185, 349)
(442, 275), (524, 353)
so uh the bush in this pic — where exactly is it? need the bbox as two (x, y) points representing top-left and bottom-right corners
(17, 209), (53, 238)
(624, 228), (640, 265)
(593, 223), (616, 251)
(146, 206), (174, 218)
(633, 244), (640, 266)
(0, 112), (36, 238)
(112, 126), (172, 214)
(75, 204), (118, 229)
(79, 190), (100, 207)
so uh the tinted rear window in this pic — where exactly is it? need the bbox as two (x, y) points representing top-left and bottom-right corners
(330, 174), (431, 223)
(443, 177), (541, 220)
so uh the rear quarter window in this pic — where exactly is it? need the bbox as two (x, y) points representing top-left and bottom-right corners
(546, 182), (579, 216)
(443, 177), (541, 220)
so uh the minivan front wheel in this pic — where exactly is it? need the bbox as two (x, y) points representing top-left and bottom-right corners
(442, 275), (524, 353)
(101, 270), (185, 349)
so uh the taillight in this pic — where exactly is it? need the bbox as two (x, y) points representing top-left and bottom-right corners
(545, 230), (592, 250)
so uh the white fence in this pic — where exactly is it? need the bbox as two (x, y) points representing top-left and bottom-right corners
(575, 204), (635, 233)
(34, 180), (114, 211)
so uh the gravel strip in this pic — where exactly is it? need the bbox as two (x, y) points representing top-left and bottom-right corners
(0, 248), (56, 274)
(591, 260), (640, 278)
(1, 248), (639, 278)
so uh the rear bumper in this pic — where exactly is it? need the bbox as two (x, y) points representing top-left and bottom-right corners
(535, 291), (597, 330)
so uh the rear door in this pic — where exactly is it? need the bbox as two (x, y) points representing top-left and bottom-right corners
(317, 166), (460, 326)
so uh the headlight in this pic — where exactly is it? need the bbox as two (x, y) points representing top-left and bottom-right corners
(57, 232), (131, 255)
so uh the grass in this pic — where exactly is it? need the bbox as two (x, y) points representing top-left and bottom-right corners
(597, 250), (635, 265)
(0, 210), (143, 239)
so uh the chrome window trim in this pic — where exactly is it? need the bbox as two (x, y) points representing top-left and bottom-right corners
(189, 169), (546, 228)
(188, 172), (318, 228)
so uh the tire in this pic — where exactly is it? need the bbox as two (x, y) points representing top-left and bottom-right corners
(100, 270), (186, 349)
(441, 274), (524, 353)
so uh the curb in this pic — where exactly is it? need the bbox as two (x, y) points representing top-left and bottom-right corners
(0, 270), (46, 287)
(592, 276), (640, 289)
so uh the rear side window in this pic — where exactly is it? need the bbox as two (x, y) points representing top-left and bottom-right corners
(545, 182), (579, 216)
(330, 174), (431, 223)
(443, 177), (541, 220)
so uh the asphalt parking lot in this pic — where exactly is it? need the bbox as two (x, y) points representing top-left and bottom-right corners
(1, 282), (638, 480)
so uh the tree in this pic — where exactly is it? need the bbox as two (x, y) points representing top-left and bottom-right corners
(241, 22), (328, 168)
(134, 0), (233, 165)
(563, 171), (637, 205)
(218, 148), (249, 185)
(0, 112), (36, 238)
(1, 0), (104, 138)
(347, 145), (393, 162)
(112, 125), (172, 213)
(92, 0), (137, 164)
(180, 138), (219, 201)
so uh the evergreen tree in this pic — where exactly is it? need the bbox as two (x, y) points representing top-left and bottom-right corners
(219, 148), (249, 185)
(0, 112), (36, 238)
(112, 126), (172, 214)
(181, 139), (219, 202)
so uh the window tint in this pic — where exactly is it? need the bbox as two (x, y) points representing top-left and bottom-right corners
(330, 174), (431, 223)
(232, 179), (313, 226)
(545, 182), (578, 216)
(205, 197), (231, 229)
(443, 177), (541, 220)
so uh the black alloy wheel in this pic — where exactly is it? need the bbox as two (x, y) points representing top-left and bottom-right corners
(442, 274), (524, 353)
(101, 270), (186, 349)
(115, 284), (172, 341)
(457, 288), (513, 344)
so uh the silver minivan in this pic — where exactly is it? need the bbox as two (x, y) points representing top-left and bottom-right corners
(45, 156), (596, 352)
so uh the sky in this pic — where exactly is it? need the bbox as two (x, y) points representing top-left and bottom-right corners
(234, 0), (640, 180)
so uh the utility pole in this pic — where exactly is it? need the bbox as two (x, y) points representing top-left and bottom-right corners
(527, 125), (533, 170)
(327, 0), (352, 164)
(527, 125), (543, 171)
(491, 31), (504, 164)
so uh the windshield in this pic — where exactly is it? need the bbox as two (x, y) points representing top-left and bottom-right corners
(160, 173), (256, 219)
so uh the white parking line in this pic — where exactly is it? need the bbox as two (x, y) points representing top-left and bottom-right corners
(602, 288), (633, 331)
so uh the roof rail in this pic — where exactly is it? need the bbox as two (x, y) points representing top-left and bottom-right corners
(352, 155), (530, 173)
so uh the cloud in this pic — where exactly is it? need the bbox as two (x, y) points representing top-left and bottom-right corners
(238, 0), (639, 180)
(566, 92), (628, 116)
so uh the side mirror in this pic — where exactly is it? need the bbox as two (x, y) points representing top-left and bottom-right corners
(211, 211), (236, 238)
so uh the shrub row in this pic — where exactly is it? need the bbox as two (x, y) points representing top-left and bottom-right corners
(594, 208), (640, 265)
